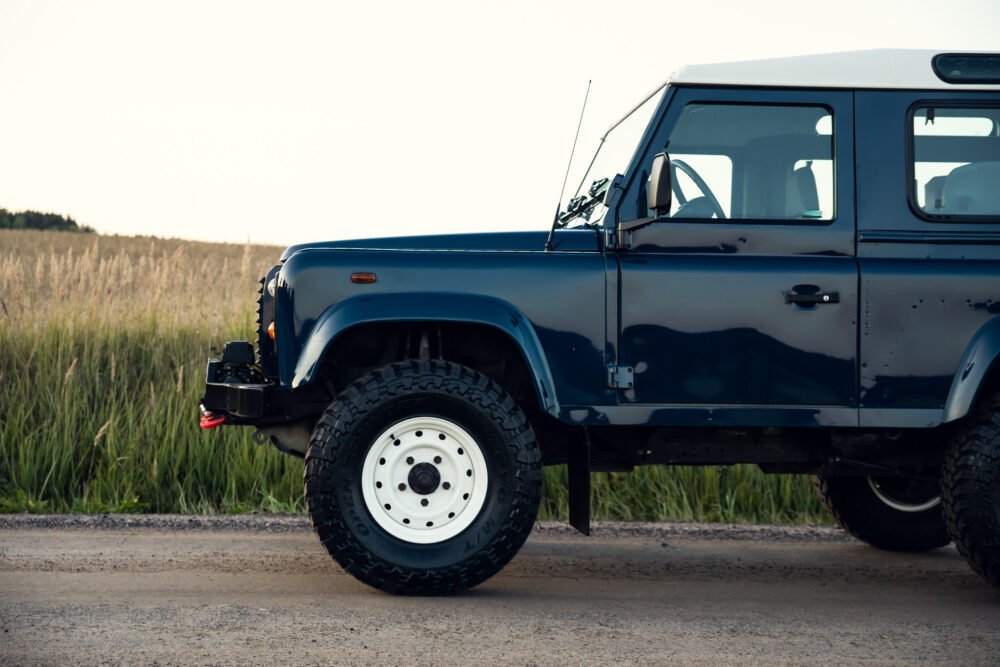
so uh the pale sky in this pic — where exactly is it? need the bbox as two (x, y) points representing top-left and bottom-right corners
(1, 0), (997, 246)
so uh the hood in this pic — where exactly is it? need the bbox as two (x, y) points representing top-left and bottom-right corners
(279, 229), (600, 261)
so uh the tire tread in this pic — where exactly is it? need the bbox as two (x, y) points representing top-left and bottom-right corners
(303, 360), (542, 595)
(942, 390), (1000, 587)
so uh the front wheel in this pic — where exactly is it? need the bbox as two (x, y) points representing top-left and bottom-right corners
(304, 360), (542, 595)
(814, 473), (950, 552)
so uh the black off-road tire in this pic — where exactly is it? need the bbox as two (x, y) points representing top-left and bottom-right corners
(814, 474), (950, 552)
(304, 360), (542, 596)
(942, 390), (1000, 588)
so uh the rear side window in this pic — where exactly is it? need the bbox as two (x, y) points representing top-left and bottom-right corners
(910, 105), (1000, 220)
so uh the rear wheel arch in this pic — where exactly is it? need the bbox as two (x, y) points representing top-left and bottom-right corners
(943, 316), (1000, 423)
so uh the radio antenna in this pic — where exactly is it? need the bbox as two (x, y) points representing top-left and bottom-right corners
(571, 77), (669, 200)
(545, 80), (591, 252)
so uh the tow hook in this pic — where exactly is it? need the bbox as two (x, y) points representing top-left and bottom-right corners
(199, 404), (227, 430)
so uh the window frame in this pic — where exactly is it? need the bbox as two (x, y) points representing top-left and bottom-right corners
(932, 54), (1000, 85)
(906, 100), (1000, 224)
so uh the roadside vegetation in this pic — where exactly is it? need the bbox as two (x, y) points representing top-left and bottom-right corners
(0, 208), (93, 233)
(0, 229), (830, 522)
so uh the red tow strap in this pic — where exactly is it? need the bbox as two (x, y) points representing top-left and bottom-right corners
(200, 412), (227, 430)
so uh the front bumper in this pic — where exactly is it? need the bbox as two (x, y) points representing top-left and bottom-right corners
(203, 367), (270, 418)
(201, 341), (273, 423)
(200, 340), (330, 428)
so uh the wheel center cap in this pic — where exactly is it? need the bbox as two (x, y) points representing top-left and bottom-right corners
(408, 462), (441, 495)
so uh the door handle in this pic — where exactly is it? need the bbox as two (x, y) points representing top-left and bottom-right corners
(785, 287), (839, 306)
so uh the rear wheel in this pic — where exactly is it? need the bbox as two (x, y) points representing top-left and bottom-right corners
(814, 473), (950, 552)
(942, 391), (1000, 588)
(304, 360), (542, 595)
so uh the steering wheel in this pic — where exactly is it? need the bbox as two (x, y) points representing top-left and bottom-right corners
(670, 159), (726, 220)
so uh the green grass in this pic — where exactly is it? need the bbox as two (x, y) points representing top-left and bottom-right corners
(541, 465), (829, 524)
(0, 319), (830, 522)
(0, 320), (306, 514)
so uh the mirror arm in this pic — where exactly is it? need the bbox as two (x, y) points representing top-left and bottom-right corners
(616, 216), (658, 249)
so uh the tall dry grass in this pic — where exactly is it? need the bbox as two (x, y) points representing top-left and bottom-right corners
(0, 230), (304, 512)
(0, 229), (829, 522)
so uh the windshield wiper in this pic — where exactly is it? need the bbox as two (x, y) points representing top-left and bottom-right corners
(557, 177), (610, 228)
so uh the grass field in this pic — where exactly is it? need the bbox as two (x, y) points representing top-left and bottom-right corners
(0, 229), (831, 523)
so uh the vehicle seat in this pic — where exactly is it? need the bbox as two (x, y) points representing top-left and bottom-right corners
(786, 163), (820, 219)
(940, 162), (1000, 215)
(923, 176), (947, 211)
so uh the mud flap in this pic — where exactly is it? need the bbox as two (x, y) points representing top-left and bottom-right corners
(568, 428), (591, 536)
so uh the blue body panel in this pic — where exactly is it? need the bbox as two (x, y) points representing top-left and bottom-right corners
(944, 317), (1000, 422)
(276, 231), (611, 411)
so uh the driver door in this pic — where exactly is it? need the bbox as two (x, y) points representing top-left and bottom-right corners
(615, 87), (857, 420)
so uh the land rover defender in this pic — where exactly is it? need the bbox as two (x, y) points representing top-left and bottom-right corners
(202, 50), (1000, 595)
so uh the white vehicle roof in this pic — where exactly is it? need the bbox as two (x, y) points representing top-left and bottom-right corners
(670, 50), (1000, 91)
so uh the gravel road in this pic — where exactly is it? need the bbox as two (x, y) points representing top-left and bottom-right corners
(2, 515), (999, 665)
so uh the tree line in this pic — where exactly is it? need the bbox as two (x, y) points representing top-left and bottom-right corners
(0, 208), (94, 233)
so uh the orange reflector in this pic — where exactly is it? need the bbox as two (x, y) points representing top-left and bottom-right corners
(267, 321), (275, 340)
(351, 272), (377, 284)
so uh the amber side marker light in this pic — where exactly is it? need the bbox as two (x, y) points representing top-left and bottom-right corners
(351, 272), (377, 284)
(267, 321), (276, 340)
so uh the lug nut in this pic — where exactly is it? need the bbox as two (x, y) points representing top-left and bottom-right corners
(406, 456), (414, 465)
(421, 499), (429, 507)
(442, 482), (451, 490)
(398, 483), (406, 491)
(433, 456), (442, 464)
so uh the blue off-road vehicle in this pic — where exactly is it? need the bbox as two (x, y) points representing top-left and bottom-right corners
(202, 50), (1000, 595)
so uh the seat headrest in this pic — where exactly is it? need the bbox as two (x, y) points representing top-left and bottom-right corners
(941, 162), (1000, 215)
(923, 175), (948, 211)
(787, 164), (819, 218)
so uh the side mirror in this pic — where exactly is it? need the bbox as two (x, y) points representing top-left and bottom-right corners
(646, 152), (672, 217)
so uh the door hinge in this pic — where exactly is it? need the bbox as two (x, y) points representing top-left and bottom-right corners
(607, 365), (634, 390)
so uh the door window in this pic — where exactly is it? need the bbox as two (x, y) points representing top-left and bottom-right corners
(659, 104), (835, 222)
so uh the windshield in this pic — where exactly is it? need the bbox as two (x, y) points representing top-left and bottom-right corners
(559, 84), (666, 228)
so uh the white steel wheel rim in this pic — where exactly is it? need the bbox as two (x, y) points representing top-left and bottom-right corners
(867, 477), (941, 513)
(362, 416), (489, 544)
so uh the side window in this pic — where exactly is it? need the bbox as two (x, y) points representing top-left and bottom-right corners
(910, 105), (1000, 219)
(660, 104), (835, 222)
